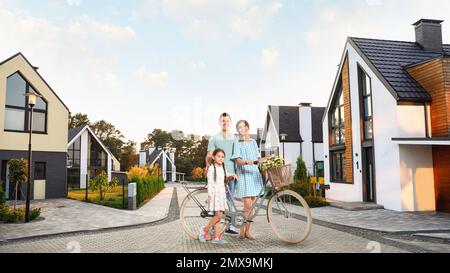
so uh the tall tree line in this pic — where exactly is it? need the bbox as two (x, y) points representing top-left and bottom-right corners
(69, 113), (138, 171)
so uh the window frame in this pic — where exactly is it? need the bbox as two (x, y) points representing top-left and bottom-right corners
(34, 162), (47, 180)
(358, 65), (374, 141)
(4, 71), (48, 134)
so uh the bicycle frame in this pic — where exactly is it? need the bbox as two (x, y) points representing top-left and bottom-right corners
(181, 175), (281, 229)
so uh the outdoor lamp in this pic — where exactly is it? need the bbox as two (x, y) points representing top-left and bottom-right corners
(24, 90), (41, 107)
(23, 90), (42, 223)
(279, 134), (288, 164)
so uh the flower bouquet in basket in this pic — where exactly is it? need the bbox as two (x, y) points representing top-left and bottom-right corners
(260, 156), (294, 188)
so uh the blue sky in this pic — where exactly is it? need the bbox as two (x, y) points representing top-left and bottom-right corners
(1, 0), (450, 145)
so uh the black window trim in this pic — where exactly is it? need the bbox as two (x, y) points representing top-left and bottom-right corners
(4, 71), (48, 134)
(357, 64), (374, 141)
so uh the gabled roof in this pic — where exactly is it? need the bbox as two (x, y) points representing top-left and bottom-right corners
(0, 52), (70, 112)
(349, 37), (450, 102)
(270, 105), (302, 142)
(311, 107), (326, 143)
(146, 148), (175, 167)
(68, 125), (87, 143)
(67, 125), (120, 163)
(266, 105), (325, 143)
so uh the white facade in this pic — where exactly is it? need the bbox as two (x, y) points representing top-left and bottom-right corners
(323, 41), (437, 212)
(263, 105), (324, 177)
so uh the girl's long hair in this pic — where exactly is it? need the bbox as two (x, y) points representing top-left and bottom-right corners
(212, 149), (227, 184)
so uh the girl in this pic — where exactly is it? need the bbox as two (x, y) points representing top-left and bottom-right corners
(199, 149), (237, 244)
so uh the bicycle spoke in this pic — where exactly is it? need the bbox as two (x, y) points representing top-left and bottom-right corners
(179, 189), (228, 240)
(268, 190), (312, 244)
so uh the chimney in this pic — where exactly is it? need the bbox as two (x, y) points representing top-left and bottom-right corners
(413, 19), (444, 52)
(299, 102), (312, 107)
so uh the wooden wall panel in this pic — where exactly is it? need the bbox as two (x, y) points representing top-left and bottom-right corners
(432, 145), (450, 213)
(407, 58), (450, 137)
(342, 56), (354, 183)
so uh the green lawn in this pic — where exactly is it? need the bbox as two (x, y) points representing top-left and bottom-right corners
(68, 186), (128, 210)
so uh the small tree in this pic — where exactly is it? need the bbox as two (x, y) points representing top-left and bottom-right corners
(191, 167), (204, 179)
(127, 165), (150, 181)
(8, 159), (28, 209)
(294, 156), (308, 183)
(88, 172), (119, 201)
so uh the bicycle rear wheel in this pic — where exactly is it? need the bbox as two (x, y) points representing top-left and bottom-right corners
(267, 190), (312, 244)
(179, 189), (228, 240)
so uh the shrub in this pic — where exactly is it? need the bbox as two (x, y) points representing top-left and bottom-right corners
(191, 167), (204, 179)
(30, 208), (41, 221)
(0, 204), (9, 221)
(127, 165), (150, 181)
(289, 179), (311, 198)
(294, 156), (308, 182)
(8, 159), (28, 209)
(136, 175), (165, 207)
(304, 195), (329, 208)
(0, 181), (5, 205)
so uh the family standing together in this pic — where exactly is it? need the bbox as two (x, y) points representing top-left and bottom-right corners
(199, 113), (266, 245)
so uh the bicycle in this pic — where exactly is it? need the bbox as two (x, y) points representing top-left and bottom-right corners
(179, 163), (313, 244)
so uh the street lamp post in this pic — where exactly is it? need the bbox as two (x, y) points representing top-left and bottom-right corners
(24, 90), (41, 223)
(280, 134), (288, 163)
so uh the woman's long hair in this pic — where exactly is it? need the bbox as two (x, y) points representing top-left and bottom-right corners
(212, 149), (227, 184)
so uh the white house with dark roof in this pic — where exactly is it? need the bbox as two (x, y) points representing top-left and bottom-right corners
(323, 19), (450, 213)
(261, 103), (325, 177)
(139, 147), (176, 182)
(67, 124), (120, 189)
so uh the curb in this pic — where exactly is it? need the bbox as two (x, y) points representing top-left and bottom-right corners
(0, 187), (178, 245)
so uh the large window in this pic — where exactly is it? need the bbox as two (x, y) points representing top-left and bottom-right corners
(331, 89), (345, 145)
(329, 86), (347, 182)
(4, 73), (47, 133)
(358, 67), (373, 140)
(332, 152), (346, 181)
(68, 138), (81, 167)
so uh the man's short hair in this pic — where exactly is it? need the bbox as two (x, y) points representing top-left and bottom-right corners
(219, 112), (232, 122)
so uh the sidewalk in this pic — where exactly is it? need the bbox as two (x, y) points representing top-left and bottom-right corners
(299, 206), (450, 234)
(0, 186), (174, 242)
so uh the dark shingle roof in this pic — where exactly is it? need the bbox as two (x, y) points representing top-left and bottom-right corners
(277, 106), (302, 142)
(311, 107), (325, 143)
(68, 125), (87, 143)
(349, 37), (450, 102)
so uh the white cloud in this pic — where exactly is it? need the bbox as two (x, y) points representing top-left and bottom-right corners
(67, 0), (81, 6)
(261, 48), (279, 66)
(0, 8), (136, 128)
(135, 67), (169, 90)
(133, 0), (283, 41)
(131, 0), (160, 20)
(191, 61), (207, 70)
(79, 16), (136, 42)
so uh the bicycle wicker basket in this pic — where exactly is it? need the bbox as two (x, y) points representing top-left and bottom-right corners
(265, 164), (294, 188)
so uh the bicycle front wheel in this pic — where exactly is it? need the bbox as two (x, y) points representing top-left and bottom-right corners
(179, 189), (228, 240)
(267, 190), (312, 244)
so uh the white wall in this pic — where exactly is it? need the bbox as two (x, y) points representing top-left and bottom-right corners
(399, 145), (436, 212)
(139, 151), (146, 166)
(314, 143), (323, 162)
(324, 42), (404, 210)
(279, 143), (301, 174)
(80, 130), (89, 189)
(299, 107), (315, 176)
(397, 105), (427, 138)
(107, 154), (112, 182)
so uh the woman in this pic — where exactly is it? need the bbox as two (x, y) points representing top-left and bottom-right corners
(231, 120), (264, 240)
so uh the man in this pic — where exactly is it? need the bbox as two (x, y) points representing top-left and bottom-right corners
(205, 113), (239, 235)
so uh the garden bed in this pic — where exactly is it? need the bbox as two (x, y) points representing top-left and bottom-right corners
(68, 186), (128, 210)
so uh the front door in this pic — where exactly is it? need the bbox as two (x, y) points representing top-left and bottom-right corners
(363, 147), (375, 202)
